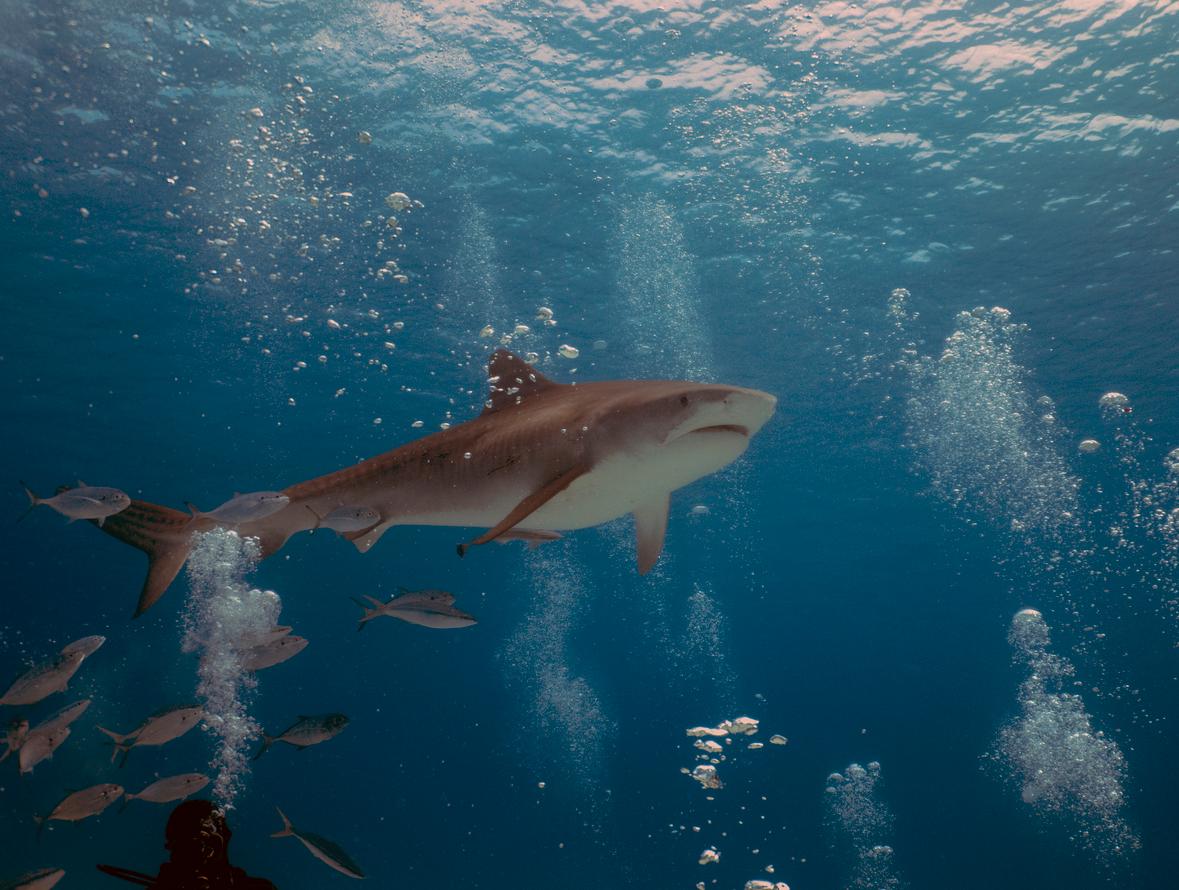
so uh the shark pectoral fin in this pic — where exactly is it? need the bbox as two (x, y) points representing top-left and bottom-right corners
(633, 493), (670, 575)
(469, 464), (589, 548)
(346, 521), (392, 553)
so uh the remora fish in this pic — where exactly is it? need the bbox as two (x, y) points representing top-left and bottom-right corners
(95, 705), (203, 766)
(255, 713), (349, 760)
(186, 491), (290, 526)
(352, 589), (476, 631)
(1, 717), (29, 763)
(0, 867), (66, 890)
(241, 635), (308, 671)
(18, 726), (70, 776)
(88, 350), (777, 616)
(21, 482), (130, 526)
(122, 773), (209, 810)
(306, 504), (381, 535)
(35, 783), (122, 836)
(271, 807), (364, 879)
(492, 528), (562, 548)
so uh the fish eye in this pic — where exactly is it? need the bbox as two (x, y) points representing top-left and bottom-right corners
(679, 395), (689, 407)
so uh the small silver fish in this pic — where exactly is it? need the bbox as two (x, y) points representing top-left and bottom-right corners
(96, 705), (203, 766)
(271, 806), (365, 879)
(306, 504), (381, 535)
(122, 773), (210, 809)
(0, 651), (85, 707)
(59, 634), (106, 659)
(187, 490), (290, 525)
(239, 624), (293, 648)
(352, 588), (477, 631)
(29, 699), (91, 737)
(0, 867), (66, 890)
(255, 713), (349, 760)
(241, 635), (308, 671)
(19, 725), (71, 775)
(20, 482), (130, 526)
(1, 717), (29, 762)
(36, 783), (123, 836)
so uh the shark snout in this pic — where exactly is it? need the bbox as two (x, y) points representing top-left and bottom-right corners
(665, 386), (778, 444)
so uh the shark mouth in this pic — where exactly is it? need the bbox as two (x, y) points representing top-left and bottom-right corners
(689, 424), (750, 437)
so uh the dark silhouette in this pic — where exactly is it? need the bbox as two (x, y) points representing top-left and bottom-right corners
(98, 799), (277, 889)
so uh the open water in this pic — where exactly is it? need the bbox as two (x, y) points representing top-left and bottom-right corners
(1, 1), (1178, 888)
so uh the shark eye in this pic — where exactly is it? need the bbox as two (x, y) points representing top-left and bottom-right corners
(679, 395), (689, 407)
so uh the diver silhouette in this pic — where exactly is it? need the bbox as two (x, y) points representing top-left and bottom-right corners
(98, 799), (278, 889)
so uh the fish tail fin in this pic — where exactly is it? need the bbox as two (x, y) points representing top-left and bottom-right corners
(271, 806), (294, 838)
(17, 481), (40, 523)
(89, 499), (196, 617)
(96, 726), (133, 765)
(96, 725), (127, 746)
(350, 596), (373, 632)
(253, 733), (275, 760)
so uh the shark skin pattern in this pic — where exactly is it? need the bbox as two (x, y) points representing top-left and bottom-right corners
(90, 350), (777, 616)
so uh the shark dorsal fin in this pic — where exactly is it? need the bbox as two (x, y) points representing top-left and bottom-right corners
(483, 350), (557, 414)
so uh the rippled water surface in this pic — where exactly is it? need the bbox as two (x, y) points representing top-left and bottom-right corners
(2, 1), (1178, 887)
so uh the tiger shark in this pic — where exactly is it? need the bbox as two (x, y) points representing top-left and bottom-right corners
(91, 350), (777, 617)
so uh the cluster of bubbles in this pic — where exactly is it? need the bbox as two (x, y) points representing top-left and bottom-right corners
(616, 199), (715, 379)
(992, 609), (1138, 858)
(823, 761), (906, 890)
(906, 306), (1079, 542)
(501, 544), (614, 792)
(181, 529), (281, 808)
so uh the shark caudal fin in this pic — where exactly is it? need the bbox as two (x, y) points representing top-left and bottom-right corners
(88, 499), (196, 617)
(271, 806), (295, 838)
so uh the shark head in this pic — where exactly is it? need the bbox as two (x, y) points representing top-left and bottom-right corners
(585, 379), (777, 499)
(658, 383), (778, 445)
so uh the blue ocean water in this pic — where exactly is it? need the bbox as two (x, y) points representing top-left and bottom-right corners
(2, 0), (1178, 887)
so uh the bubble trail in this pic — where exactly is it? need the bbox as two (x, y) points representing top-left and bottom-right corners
(823, 761), (907, 890)
(501, 544), (615, 792)
(182, 529), (283, 808)
(992, 608), (1138, 859)
(906, 306), (1079, 542)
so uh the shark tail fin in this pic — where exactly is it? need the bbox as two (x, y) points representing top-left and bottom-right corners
(89, 499), (196, 617)
(253, 733), (275, 760)
(271, 806), (294, 838)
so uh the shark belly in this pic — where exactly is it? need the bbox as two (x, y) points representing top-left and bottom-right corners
(529, 427), (750, 530)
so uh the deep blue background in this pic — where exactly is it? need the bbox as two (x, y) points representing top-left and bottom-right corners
(2, 1), (1177, 887)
